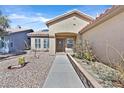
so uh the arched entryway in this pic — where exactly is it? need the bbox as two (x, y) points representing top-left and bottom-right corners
(55, 32), (77, 52)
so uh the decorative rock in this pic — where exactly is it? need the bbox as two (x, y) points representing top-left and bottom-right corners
(0, 51), (55, 88)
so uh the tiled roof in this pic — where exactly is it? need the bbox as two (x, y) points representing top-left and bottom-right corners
(79, 5), (123, 34)
(90, 5), (119, 23)
(27, 31), (49, 37)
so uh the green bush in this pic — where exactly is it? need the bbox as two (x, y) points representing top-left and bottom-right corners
(83, 52), (92, 61)
(18, 56), (25, 65)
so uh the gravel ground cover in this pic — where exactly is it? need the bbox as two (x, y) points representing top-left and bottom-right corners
(73, 57), (123, 88)
(0, 51), (55, 88)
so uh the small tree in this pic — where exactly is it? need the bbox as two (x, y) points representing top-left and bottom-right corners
(0, 10), (10, 35)
(0, 10), (10, 52)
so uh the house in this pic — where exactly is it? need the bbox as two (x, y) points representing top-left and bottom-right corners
(28, 10), (94, 55)
(27, 30), (49, 52)
(0, 28), (33, 53)
(79, 6), (124, 65)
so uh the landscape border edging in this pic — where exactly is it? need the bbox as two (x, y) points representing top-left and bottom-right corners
(67, 53), (102, 88)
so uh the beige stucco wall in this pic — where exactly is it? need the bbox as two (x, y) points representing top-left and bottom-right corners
(81, 11), (124, 65)
(49, 16), (89, 35)
(49, 16), (89, 54)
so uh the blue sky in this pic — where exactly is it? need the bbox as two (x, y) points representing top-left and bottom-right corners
(0, 5), (112, 31)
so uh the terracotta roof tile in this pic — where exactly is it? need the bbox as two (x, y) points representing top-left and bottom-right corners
(27, 31), (49, 37)
(79, 5), (122, 34)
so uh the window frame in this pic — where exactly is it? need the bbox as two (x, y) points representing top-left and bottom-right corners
(43, 38), (49, 48)
(35, 38), (41, 49)
(0, 37), (5, 48)
(66, 38), (74, 48)
(10, 42), (13, 47)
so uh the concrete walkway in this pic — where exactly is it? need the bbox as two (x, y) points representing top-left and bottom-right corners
(43, 53), (85, 88)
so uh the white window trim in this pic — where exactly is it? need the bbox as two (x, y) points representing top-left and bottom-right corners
(35, 38), (41, 49)
(43, 38), (49, 49)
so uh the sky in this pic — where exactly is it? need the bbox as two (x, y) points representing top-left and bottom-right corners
(0, 5), (112, 31)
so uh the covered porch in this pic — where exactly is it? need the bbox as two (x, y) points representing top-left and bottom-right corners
(55, 32), (77, 53)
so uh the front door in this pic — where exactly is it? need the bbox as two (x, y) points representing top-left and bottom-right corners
(56, 39), (65, 52)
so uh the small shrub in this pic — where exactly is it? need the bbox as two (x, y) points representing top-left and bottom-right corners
(84, 52), (92, 61)
(18, 56), (25, 65)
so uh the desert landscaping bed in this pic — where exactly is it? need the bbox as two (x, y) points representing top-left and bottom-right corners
(72, 56), (124, 88)
(0, 51), (55, 88)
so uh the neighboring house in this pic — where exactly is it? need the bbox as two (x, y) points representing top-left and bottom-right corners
(0, 28), (33, 53)
(28, 10), (94, 55)
(79, 6), (124, 65)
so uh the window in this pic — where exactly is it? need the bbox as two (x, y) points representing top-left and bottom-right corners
(66, 38), (74, 48)
(10, 42), (13, 47)
(1, 41), (4, 47)
(35, 38), (41, 49)
(0, 40), (4, 48)
(0, 37), (5, 48)
(44, 38), (49, 48)
(1, 37), (4, 40)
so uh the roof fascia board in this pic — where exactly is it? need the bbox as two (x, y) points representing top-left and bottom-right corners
(79, 6), (124, 34)
(46, 10), (94, 26)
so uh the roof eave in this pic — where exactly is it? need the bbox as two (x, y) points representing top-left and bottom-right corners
(79, 6), (124, 35)
(9, 29), (34, 35)
(46, 10), (94, 26)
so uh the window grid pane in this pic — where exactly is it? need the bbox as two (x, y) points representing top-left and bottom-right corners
(44, 38), (49, 48)
(66, 38), (74, 48)
(35, 38), (41, 49)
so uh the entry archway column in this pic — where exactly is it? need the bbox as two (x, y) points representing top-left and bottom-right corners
(49, 35), (56, 55)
